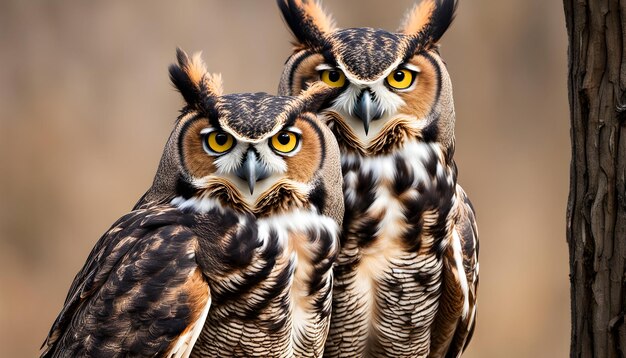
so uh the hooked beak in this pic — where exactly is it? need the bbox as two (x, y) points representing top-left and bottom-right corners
(235, 149), (270, 194)
(353, 89), (383, 135)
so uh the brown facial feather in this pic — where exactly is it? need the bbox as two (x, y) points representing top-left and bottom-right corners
(284, 117), (323, 183)
(197, 178), (254, 213)
(180, 117), (216, 179)
(254, 180), (310, 217)
(325, 111), (424, 156)
(193, 177), (310, 218)
(397, 53), (438, 119)
(177, 110), (329, 218)
(367, 116), (425, 155)
(324, 111), (367, 156)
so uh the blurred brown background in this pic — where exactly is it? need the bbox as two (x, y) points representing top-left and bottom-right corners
(0, 1), (568, 357)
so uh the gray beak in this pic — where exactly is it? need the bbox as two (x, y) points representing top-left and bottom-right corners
(235, 149), (270, 194)
(353, 89), (383, 135)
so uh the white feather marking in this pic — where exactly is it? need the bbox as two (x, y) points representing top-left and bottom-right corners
(369, 80), (406, 114)
(199, 128), (212, 135)
(331, 85), (362, 117)
(343, 171), (358, 206)
(327, 56), (408, 140)
(254, 141), (288, 173)
(171, 196), (222, 213)
(257, 209), (339, 247)
(452, 229), (470, 319)
(213, 143), (247, 174)
(360, 155), (395, 182)
(256, 219), (273, 251)
(330, 80), (402, 113)
(342, 140), (437, 186)
(369, 185), (405, 239)
(168, 295), (211, 358)
(285, 126), (302, 135)
(403, 141), (437, 185)
(403, 63), (421, 73)
(330, 91), (405, 143)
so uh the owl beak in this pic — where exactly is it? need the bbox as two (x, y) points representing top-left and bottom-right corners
(236, 149), (270, 195)
(353, 89), (383, 135)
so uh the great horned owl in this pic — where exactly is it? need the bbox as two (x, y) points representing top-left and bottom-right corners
(42, 49), (344, 358)
(277, 1), (479, 356)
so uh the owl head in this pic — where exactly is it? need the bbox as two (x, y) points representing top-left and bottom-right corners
(138, 49), (343, 222)
(278, 0), (458, 156)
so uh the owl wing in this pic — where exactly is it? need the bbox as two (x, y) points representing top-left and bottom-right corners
(41, 206), (211, 358)
(430, 185), (479, 358)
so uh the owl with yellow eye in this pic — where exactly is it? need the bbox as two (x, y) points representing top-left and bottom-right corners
(278, 0), (479, 357)
(41, 49), (344, 358)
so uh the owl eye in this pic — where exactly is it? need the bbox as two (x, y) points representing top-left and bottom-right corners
(203, 131), (235, 155)
(270, 131), (300, 154)
(386, 69), (416, 90)
(320, 69), (346, 88)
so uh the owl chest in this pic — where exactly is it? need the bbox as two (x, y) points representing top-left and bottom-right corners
(331, 144), (455, 355)
(339, 152), (448, 295)
(340, 142), (455, 259)
(195, 211), (337, 357)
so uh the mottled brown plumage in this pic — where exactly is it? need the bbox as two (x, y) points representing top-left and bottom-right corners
(277, 1), (478, 357)
(42, 49), (345, 357)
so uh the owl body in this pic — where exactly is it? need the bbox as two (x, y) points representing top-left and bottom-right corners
(41, 50), (344, 358)
(278, 1), (478, 357)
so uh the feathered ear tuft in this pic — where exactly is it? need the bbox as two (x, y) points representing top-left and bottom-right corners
(399, 0), (457, 45)
(169, 48), (223, 109)
(277, 0), (336, 50)
(298, 82), (341, 114)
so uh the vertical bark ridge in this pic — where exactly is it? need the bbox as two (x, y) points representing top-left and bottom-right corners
(565, 0), (626, 357)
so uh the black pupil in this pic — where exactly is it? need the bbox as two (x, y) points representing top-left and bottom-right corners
(277, 132), (291, 145)
(214, 133), (228, 146)
(393, 71), (405, 82)
(328, 71), (341, 82)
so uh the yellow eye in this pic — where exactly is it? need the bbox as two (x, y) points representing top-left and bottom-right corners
(386, 69), (415, 90)
(320, 69), (346, 88)
(205, 131), (235, 154)
(270, 131), (300, 154)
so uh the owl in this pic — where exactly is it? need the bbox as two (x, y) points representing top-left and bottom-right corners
(41, 49), (345, 358)
(277, 0), (479, 357)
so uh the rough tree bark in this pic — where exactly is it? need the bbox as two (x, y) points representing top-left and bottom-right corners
(564, 0), (626, 357)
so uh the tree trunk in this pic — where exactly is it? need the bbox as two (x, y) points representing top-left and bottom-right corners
(564, 0), (626, 357)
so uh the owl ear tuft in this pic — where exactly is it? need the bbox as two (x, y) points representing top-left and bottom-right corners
(169, 48), (223, 109)
(298, 82), (340, 114)
(399, 0), (457, 45)
(278, 0), (336, 50)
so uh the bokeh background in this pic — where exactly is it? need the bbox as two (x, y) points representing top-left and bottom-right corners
(0, 1), (569, 357)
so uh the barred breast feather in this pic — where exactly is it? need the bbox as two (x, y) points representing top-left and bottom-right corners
(324, 141), (478, 358)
